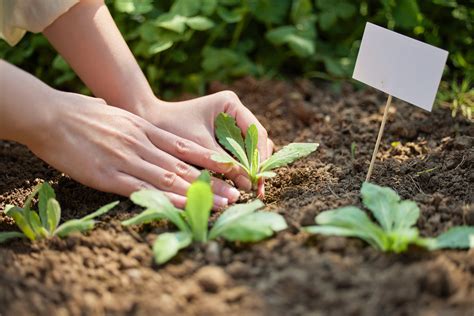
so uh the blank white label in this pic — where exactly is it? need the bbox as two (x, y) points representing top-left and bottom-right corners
(353, 22), (448, 112)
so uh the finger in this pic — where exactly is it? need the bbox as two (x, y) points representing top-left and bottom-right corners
(211, 177), (240, 203)
(139, 145), (239, 203)
(267, 138), (274, 156)
(146, 127), (234, 174)
(113, 171), (229, 209)
(226, 165), (252, 192)
(222, 94), (270, 161)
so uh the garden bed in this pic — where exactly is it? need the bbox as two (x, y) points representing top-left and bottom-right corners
(1, 78), (473, 315)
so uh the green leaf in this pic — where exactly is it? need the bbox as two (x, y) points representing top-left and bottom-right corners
(186, 16), (215, 31)
(209, 199), (264, 239)
(38, 182), (56, 230)
(256, 171), (277, 178)
(201, 0), (218, 15)
(219, 211), (287, 242)
(266, 26), (296, 45)
(28, 211), (48, 238)
(114, 0), (153, 14)
(55, 220), (95, 238)
(432, 226), (474, 249)
(148, 41), (173, 55)
(393, 200), (420, 230)
(215, 113), (249, 168)
(81, 201), (119, 221)
(248, 0), (291, 24)
(197, 170), (211, 184)
(153, 231), (192, 264)
(170, 0), (200, 17)
(311, 206), (388, 250)
(361, 182), (401, 231)
(217, 6), (243, 23)
(121, 209), (164, 226)
(0, 231), (25, 243)
(46, 198), (61, 234)
(287, 34), (315, 57)
(260, 143), (318, 172)
(386, 228), (420, 253)
(245, 124), (258, 165)
(157, 14), (188, 34)
(130, 190), (188, 232)
(392, 0), (420, 29)
(4, 205), (36, 241)
(185, 181), (213, 242)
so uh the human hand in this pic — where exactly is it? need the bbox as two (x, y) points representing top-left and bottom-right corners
(140, 91), (274, 196)
(23, 91), (240, 209)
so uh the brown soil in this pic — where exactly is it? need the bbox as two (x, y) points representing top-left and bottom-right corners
(1, 78), (473, 316)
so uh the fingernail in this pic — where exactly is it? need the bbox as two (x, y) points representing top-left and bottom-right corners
(226, 187), (240, 203)
(235, 175), (252, 192)
(214, 195), (228, 208)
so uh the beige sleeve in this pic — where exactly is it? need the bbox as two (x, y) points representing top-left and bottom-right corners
(0, 0), (79, 46)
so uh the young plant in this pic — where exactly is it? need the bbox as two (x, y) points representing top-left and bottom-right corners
(0, 183), (119, 243)
(122, 172), (287, 264)
(304, 182), (474, 252)
(212, 112), (318, 190)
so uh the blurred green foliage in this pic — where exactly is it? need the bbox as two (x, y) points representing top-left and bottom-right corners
(0, 0), (472, 107)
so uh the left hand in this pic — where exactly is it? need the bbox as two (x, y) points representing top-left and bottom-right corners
(141, 90), (274, 195)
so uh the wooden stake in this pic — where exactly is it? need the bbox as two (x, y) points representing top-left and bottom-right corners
(366, 94), (392, 182)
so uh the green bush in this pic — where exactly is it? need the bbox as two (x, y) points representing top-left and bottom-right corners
(0, 0), (472, 101)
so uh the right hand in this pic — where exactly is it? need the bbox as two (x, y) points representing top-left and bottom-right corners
(25, 91), (240, 209)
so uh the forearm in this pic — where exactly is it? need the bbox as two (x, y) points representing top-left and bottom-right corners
(43, 0), (155, 115)
(0, 60), (57, 146)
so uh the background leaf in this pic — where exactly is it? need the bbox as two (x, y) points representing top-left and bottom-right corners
(0, 231), (25, 243)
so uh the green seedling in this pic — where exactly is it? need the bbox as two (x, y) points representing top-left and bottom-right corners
(304, 182), (474, 252)
(122, 172), (287, 264)
(212, 113), (318, 190)
(0, 183), (118, 243)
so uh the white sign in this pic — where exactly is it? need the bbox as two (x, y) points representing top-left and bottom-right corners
(353, 22), (448, 112)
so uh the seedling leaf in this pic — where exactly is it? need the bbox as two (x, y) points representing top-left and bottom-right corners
(219, 212), (287, 242)
(311, 206), (387, 250)
(38, 182), (56, 230)
(361, 182), (400, 231)
(197, 170), (212, 183)
(55, 219), (95, 238)
(245, 124), (258, 165)
(215, 113), (249, 167)
(0, 231), (25, 243)
(256, 171), (277, 179)
(209, 199), (264, 239)
(153, 231), (192, 264)
(46, 198), (61, 234)
(260, 143), (318, 172)
(81, 201), (119, 221)
(130, 190), (188, 232)
(121, 209), (164, 226)
(304, 183), (474, 253)
(432, 226), (474, 249)
(185, 180), (213, 242)
(4, 205), (36, 240)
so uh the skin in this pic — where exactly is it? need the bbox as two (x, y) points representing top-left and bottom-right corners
(0, 0), (273, 208)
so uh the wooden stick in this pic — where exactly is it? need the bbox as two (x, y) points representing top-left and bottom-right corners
(366, 94), (392, 182)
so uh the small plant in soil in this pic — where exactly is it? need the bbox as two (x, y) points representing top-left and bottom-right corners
(0, 183), (118, 243)
(122, 172), (287, 264)
(304, 182), (474, 252)
(212, 113), (318, 193)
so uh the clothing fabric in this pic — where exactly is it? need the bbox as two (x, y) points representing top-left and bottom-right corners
(0, 0), (78, 46)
